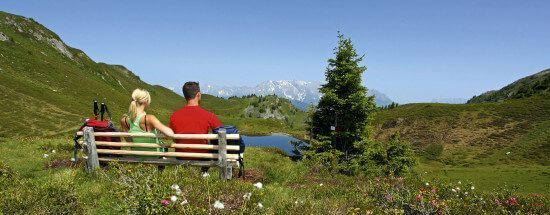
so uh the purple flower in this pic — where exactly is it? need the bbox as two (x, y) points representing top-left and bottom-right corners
(161, 199), (170, 205)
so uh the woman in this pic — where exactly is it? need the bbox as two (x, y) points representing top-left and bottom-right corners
(121, 88), (174, 157)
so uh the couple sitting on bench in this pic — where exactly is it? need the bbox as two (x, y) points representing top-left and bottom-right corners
(120, 81), (222, 171)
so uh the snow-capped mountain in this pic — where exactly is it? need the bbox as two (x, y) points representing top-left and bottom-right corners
(203, 80), (394, 110)
(430, 98), (468, 104)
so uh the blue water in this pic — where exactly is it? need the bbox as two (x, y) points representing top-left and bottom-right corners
(242, 134), (306, 156)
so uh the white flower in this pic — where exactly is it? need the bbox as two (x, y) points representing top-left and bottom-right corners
(456, 187), (460, 191)
(213, 200), (224, 209)
(465, 192), (469, 195)
(243, 192), (251, 200)
(319, 183), (324, 186)
(202, 172), (210, 178)
(471, 186), (475, 190)
(176, 190), (182, 195)
(43, 154), (49, 158)
(506, 152), (511, 155)
(294, 201), (298, 204)
(171, 184), (180, 191)
(51, 150), (56, 153)
(451, 188), (456, 192)
(253, 182), (263, 189)
(170, 195), (178, 202)
(180, 200), (188, 205)
(425, 182), (429, 186)
(70, 158), (76, 162)
(257, 202), (263, 209)
(458, 181), (462, 184)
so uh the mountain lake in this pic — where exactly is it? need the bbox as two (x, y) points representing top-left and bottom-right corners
(242, 134), (307, 156)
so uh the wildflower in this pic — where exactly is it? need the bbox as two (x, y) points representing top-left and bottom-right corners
(51, 150), (56, 153)
(294, 201), (298, 204)
(495, 199), (500, 205)
(456, 187), (460, 191)
(176, 190), (182, 195)
(161, 199), (170, 205)
(171, 195), (178, 202)
(253, 182), (263, 189)
(465, 192), (469, 195)
(425, 182), (429, 186)
(451, 188), (456, 192)
(257, 202), (263, 209)
(70, 158), (76, 162)
(458, 181), (461, 184)
(416, 195), (422, 201)
(506, 152), (511, 155)
(243, 192), (252, 200)
(213, 200), (224, 209)
(202, 172), (210, 178)
(180, 200), (188, 206)
(471, 186), (475, 190)
(319, 183), (324, 186)
(171, 184), (180, 191)
(431, 188), (436, 193)
(375, 177), (381, 181)
(43, 154), (49, 158)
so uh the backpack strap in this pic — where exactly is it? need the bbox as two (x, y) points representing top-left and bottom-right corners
(144, 115), (148, 132)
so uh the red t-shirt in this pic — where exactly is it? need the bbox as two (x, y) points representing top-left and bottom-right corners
(169, 105), (222, 153)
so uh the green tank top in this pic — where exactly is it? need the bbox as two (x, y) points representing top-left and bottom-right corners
(128, 113), (162, 156)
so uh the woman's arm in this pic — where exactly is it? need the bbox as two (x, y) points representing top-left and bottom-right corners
(147, 115), (174, 137)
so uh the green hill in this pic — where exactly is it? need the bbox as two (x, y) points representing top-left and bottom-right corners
(468, 69), (550, 103)
(0, 11), (305, 137)
(373, 89), (550, 167)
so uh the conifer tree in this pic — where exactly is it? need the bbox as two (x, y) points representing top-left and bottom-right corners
(311, 33), (376, 161)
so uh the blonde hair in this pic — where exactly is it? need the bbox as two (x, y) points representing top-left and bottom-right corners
(128, 88), (151, 121)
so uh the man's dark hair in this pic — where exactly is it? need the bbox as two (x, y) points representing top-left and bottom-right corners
(182, 82), (200, 100)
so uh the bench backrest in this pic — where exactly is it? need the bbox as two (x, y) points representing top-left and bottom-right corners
(77, 127), (238, 179)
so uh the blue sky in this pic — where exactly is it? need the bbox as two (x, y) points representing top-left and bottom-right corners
(1, 1), (549, 103)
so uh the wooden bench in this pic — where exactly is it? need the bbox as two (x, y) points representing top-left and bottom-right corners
(75, 127), (241, 179)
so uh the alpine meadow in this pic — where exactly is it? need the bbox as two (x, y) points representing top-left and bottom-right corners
(1, 5), (549, 215)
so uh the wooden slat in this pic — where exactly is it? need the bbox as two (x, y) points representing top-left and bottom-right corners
(95, 141), (240, 151)
(75, 131), (240, 140)
(96, 149), (239, 160)
(98, 157), (239, 167)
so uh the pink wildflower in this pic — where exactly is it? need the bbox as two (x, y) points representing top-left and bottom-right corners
(161, 199), (170, 205)
(416, 194), (422, 201)
(431, 188), (436, 193)
(495, 199), (500, 205)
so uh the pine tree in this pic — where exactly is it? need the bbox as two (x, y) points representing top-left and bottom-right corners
(311, 33), (376, 161)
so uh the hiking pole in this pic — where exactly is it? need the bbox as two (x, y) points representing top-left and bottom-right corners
(100, 102), (106, 121)
(93, 98), (99, 119)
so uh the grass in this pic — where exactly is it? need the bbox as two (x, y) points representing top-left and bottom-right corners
(1, 137), (548, 214)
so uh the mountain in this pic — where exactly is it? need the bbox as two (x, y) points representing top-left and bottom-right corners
(203, 80), (394, 110)
(0, 11), (304, 137)
(467, 69), (550, 103)
(430, 98), (468, 104)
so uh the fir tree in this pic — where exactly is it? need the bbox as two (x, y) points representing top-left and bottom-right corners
(311, 33), (376, 161)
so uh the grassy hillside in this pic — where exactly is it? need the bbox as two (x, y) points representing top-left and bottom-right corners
(0, 11), (305, 137)
(373, 94), (549, 167)
(468, 69), (549, 103)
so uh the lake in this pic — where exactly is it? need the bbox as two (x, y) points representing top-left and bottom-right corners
(242, 134), (307, 156)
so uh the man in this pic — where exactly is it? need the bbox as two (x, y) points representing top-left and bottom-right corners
(170, 82), (222, 171)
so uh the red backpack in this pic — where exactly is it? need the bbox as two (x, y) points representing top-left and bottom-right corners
(72, 99), (121, 162)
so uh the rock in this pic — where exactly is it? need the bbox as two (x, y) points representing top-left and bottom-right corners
(0, 32), (9, 41)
